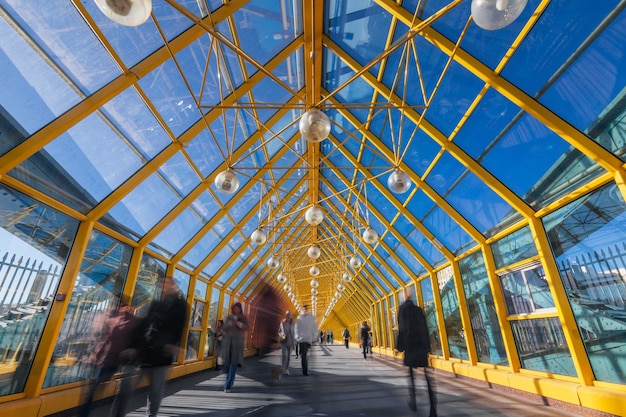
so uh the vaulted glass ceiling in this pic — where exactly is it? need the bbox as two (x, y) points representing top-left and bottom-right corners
(1, 0), (624, 324)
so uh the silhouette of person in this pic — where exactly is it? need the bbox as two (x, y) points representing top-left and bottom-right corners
(295, 304), (317, 376)
(397, 287), (436, 416)
(278, 310), (295, 374)
(222, 301), (249, 392)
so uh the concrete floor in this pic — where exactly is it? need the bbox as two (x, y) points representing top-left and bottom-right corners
(77, 344), (591, 417)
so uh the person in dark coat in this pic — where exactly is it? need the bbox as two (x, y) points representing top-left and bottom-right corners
(360, 321), (371, 360)
(122, 277), (187, 417)
(397, 287), (436, 416)
(222, 301), (249, 392)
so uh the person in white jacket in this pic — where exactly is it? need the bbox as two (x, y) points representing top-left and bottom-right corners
(294, 304), (317, 376)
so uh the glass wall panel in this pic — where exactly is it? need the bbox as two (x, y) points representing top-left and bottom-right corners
(131, 254), (166, 316)
(205, 287), (220, 358)
(43, 229), (132, 388)
(420, 278), (442, 356)
(438, 266), (468, 360)
(459, 252), (508, 365)
(543, 182), (626, 383)
(491, 226), (538, 270)
(510, 318), (575, 376)
(499, 262), (555, 315)
(0, 185), (79, 395)
(185, 330), (201, 361)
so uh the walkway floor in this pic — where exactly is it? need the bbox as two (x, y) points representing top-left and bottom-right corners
(81, 344), (581, 417)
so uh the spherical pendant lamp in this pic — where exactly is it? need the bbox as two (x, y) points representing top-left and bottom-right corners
(311, 295), (318, 302)
(250, 228), (267, 245)
(387, 169), (411, 194)
(307, 245), (321, 259)
(288, 291), (294, 299)
(362, 227), (378, 245)
(304, 205), (324, 226)
(310, 278), (319, 288)
(309, 266), (320, 277)
(277, 273), (287, 283)
(299, 109), (331, 142)
(267, 256), (280, 270)
(335, 291), (342, 298)
(311, 288), (318, 295)
(95, 0), (152, 26)
(349, 255), (361, 269)
(337, 283), (345, 292)
(215, 170), (240, 194)
(471, 0), (528, 30)
(284, 283), (292, 292)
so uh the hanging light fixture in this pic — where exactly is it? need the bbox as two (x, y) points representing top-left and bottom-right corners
(342, 272), (352, 282)
(310, 278), (319, 288)
(284, 283), (292, 292)
(337, 283), (345, 292)
(311, 288), (318, 295)
(387, 169), (411, 194)
(215, 170), (240, 194)
(311, 295), (318, 302)
(267, 256), (280, 270)
(94, 0), (152, 26)
(304, 205), (324, 226)
(335, 291), (342, 298)
(299, 109), (331, 142)
(471, 0), (528, 30)
(349, 255), (361, 269)
(250, 228), (267, 245)
(309, 266), (320, 277)
(307, 245), (321, 259)
(362, 227), (378, 245)
(277, 273), (287, 283)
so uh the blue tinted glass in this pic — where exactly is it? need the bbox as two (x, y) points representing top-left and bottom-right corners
(423, 206), (473, 254)
(491, 226), (538, 270)
(420, 277), (443, 355)
(438, 267), (468, 360)
(406, 189), (435, 221)
(153, 208), (204, 256)
(406, 228), (443, 267)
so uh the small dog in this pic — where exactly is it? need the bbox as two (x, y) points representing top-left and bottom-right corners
(271, 366), (283, 384)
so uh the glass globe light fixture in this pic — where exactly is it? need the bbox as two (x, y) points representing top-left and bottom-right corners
(267, 256), (280, 270)
(337, 283), (345, 292)
(307, 245), (321, 259)
(311, 295), (318, 302)
(335, 291), (342, 298)
(311, 288), (318, 295)
(310, 278), (319, 288)
(362, 227), (378, 245)
(304, 205), (324, 226)
(284, 283), (292, 292)
(95, 0), (152, 26)
(309, 265), (320, 277)
(342, 272), (352, 282)
(471, 0), (527, 30)
(250, 228), (267, 245)
(387, 169), (411, 194)
(349, 255), (361, 269)
(288, 291), (294, 299)
(214, 170), (240, 194)
(277, 273), (287, 283)
(299, 109), (331, 142)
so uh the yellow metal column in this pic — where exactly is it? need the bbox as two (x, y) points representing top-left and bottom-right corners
(528, 216), (594, 385)
(24, 220), (94, 398)
(451, 260), (478, 364)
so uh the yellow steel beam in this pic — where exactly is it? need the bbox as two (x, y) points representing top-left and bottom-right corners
(450, 260), (478, 364)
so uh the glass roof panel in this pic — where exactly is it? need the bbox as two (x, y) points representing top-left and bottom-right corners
(108, 173), (181, 237)
(405, 227), (445, 267)
(152, 1), (196, 42)
(218, 246), (250, 285)
(138, 59), (199, 137)
(158, 152), (201, 195)
(401, 129), (441, 177)
(426, 152), (465, 196)
(503, 1), (618, 98)
(190, 190), (220, 221)
(206, 245), (235, 278)
(0, 20), (80, 140)
(152, 207), (205, 257)
(396, 243), (427, 276)
(480, 113), (603, 209)
(447, 171), (516, 237)
(183, 229), (221, 268)
(186, 128), (225, 178)
(423, 206), (473, 254)
(232, 0), (301, 67)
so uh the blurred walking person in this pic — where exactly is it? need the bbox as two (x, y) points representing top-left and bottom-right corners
(342, 327), (350, 349)
(397, 288), (436, 416)
(295, 304), (317, 376)
(360, 321), (371, 360)
(278, 310), (295, 375)
(222, 302), (249, 392)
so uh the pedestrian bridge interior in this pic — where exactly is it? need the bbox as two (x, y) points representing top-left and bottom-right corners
(0, 0), (625, 416)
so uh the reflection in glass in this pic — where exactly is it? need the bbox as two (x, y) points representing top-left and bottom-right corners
(459, 252), (508, 365)
(420, 278), (443, 356)
(205, 288), (220, 358)
(131, 254), (166, 316)
(491, 226), (538, 270)
(499, 263), (555, 315)
(437, 266), (468, 360)
(0, 185), (79, 396)
(544, 183), (626, 383)
(510, 318), (576, 376)
(43, 229), (131, 388)
(190, 300), (205, 329)
(185, 330), (201, 361)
